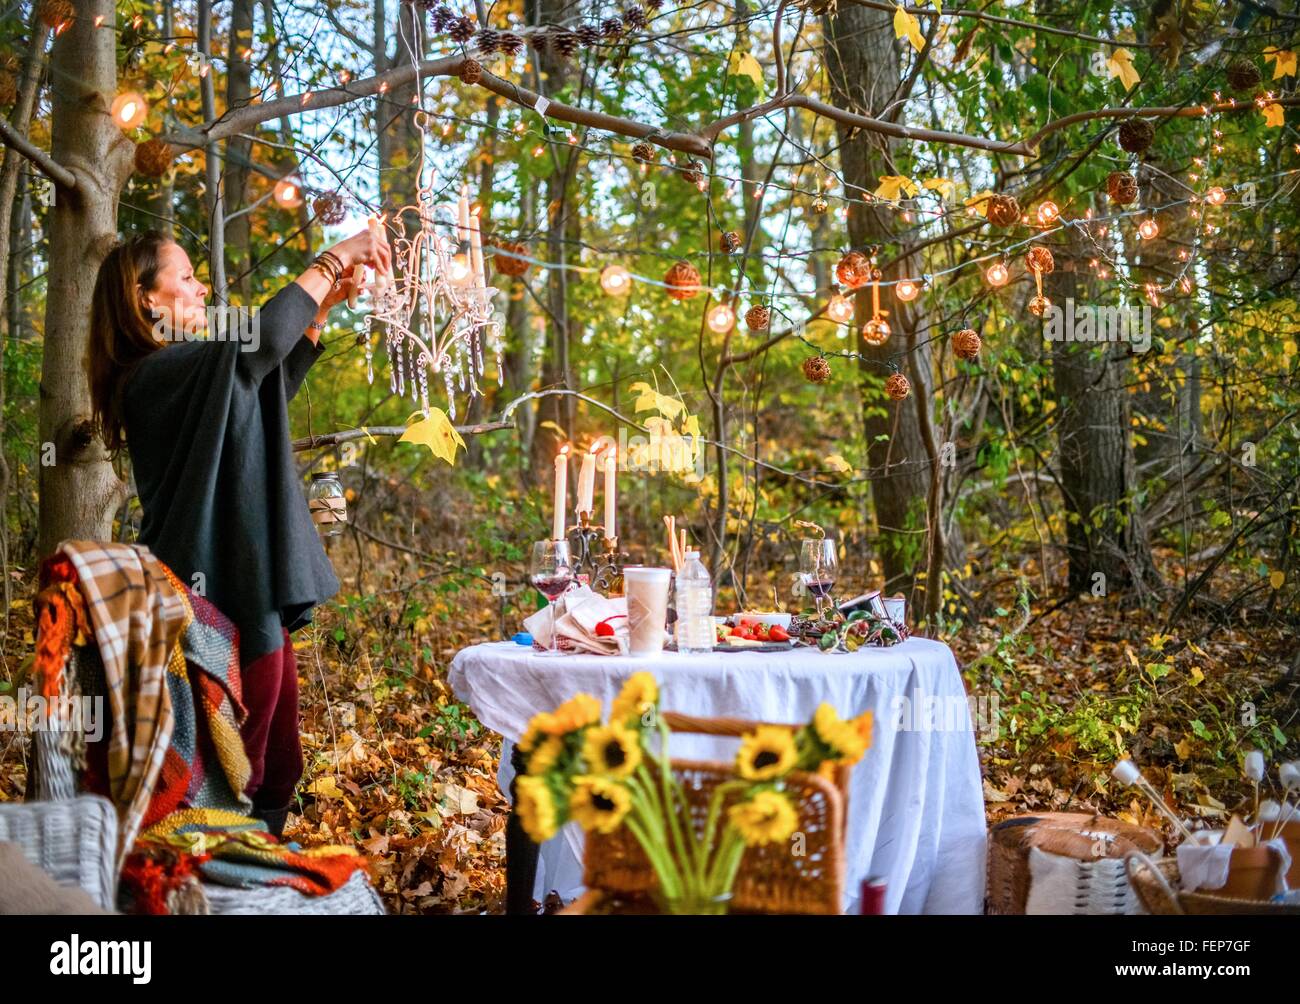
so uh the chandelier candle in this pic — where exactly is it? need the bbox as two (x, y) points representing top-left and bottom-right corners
(576, 445), (597, 517)
(553, 445), (569, 541)
(604, 449), (617, 544)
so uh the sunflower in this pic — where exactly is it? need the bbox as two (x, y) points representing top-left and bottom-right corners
(812, 703), (869, 766)
(729, 790), (798, 846)
(736, 725), (798, 781)
(548, 692), (602, 735)
(515, 775), (561, 842)
(610, 672), (658, 726)
(519, 713), (556, 752)
(568, 776), (632, 834)
(582, 723), (643, 778)
(526, 734), (565, 775)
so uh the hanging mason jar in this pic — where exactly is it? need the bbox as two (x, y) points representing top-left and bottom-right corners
(308, 472), (347, 537)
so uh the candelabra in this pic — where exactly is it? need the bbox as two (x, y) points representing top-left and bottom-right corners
(566, 510), (626, 595)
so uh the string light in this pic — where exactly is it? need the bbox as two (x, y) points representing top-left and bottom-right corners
(1037, 201), (1060, 226)
(827, 294), (854, 324)
(600, 265), (631, 296)
(273, 177), (304, 209)
(706, 302), (736, 333)
(1138, 218), (1159, 240)
(1206, 186), (1227, 206)
(110, 92), (147, 130)
(985, 262), (1010, 287)
(895, 278), (921, 302)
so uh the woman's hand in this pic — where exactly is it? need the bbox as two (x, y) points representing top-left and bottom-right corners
(327, 227), (392, 274)
(319, 271), (358, 312)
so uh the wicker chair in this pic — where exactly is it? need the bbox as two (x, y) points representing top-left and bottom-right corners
(560, 712), (849, 915)
(21, 646), (384, 916)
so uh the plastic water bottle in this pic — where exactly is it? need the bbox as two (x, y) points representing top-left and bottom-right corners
(675, 550), (714, 655)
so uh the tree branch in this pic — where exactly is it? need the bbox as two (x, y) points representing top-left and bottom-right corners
(0, 115), (76, 190)
(291, 420), (513, 452)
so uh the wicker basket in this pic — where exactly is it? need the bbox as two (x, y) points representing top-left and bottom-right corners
(0, 794), (119, 911)
(1126, 851), (1300, 916)
(987, 812), (1163, 915)
(564, 711), (849, 915)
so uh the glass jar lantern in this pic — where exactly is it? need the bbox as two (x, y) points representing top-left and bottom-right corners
(308, 472), (347, 537)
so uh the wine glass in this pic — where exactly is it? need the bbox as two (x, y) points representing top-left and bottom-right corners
(799, 539), (839, 619)
(530, 539), (574, 656)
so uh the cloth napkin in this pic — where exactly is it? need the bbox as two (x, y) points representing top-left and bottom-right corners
(1177, 832), (1293, 895)
(523, 586), (628, 655)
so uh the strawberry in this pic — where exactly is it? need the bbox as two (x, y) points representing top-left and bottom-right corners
(768, 625), (789, 642)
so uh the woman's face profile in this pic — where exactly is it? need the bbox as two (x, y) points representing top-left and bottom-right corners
(140, 242), (209, 338)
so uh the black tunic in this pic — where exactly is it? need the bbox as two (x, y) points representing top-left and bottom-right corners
(123, 282), (339, 661)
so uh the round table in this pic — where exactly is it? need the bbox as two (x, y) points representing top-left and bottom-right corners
(449, 636), (987, 914)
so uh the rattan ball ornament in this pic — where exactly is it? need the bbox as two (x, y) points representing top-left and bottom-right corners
(664, 260), (702, 300)
(745, 304), (770, 331)
(1028, 295), (1052, 317)
(835, 251), (874, 289)
(133, 138), (175, 178)
(802, 356), (831, 384)
(680, 159), (705, 189)
(38, 0), (74, 31)
(885, 372), (910, 400)
(493, 241), (530, 277)
(1026, 246), (1055, 275)
(632, 141), (655, 165)
(312, 191), (347, 225)
(1118, 119), (1154, 154)
(1226, 58), (1261, 93)
(862, 316), (891, 346)
(986, 194), (1021, 227)
(460, 58), (483, 84)
(952, 327), (981, 361)
(720, 230), (741, 254)
(1107, 171), (1138, 206)
(811, 195), (829, 215)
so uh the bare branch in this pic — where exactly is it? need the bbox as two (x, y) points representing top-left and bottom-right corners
(291, 420), (513, 452)
(0, 116), (76, 190)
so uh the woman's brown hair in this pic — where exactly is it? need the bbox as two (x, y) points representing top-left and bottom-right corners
(88, 231), (172, 452)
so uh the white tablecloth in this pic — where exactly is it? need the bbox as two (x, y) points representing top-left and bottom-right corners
(449, 636), (987, 913)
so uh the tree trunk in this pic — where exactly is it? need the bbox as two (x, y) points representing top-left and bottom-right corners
(823, 7), (936, 607)
(38, 0), (134, 554)
(224, 0), (255, 300)
(1047, 223), (1160, 595)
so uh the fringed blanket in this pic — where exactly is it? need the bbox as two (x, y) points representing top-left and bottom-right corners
(36, 543), (368, 907)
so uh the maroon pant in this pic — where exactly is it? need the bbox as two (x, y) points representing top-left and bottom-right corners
(239, 629), (304, 810)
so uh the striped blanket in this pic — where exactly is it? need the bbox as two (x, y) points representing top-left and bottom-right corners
(39, 542), (367, 905)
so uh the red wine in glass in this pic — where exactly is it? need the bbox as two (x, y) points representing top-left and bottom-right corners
(531, 573), (573, 601)
(801, 576), (836, 598)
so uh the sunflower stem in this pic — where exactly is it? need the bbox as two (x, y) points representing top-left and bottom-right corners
(624, 814), (683, 900)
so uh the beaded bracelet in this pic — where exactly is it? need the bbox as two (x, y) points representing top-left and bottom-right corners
(310, 252), (343, 286)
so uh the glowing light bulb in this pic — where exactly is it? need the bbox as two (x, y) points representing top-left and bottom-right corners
(110, 92), (147, 130)
(895, 279), (920, 302)
(706, 303), (735, 333)
(449, 254), (471, 284)
(1206, 186), (1227, 206)
(600, 265), (631, 296)
(827, 293), (854, 324)
(1037, 201), (1060, 225)
(985, 262), (1010, 287)
(1138, 218), (1159, 240)
(273, 177), (303, 209)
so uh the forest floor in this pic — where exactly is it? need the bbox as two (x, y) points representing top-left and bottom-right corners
(1, 546), (1296, 914)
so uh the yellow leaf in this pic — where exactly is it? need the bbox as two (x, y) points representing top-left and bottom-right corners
(893, 4), (925, 53)
(727, 51), (765, 95)
(1264, 47), (1297, 79)
(398, 408), (466, 466)
(964, 189), (997, 216)
(1174, 737), (1193, 760)
(1270, 569), (1286, 589)
(875, 174), (919, 203)
(1107, 48), (1140, 90)
(824, 453), (852, 472)
(537, 420), (567, 438)
(1189, 665), (1204, 687)
(307, 775), (343, 799)
(1262, 102), (1286, 128)
(922, 177), (956, 202)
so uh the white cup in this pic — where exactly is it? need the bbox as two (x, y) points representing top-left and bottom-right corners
(624, 566), (672, 656)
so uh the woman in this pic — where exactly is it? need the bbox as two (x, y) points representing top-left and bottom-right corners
(87, 229), (391, 836)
